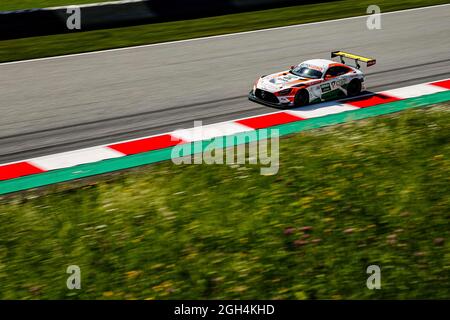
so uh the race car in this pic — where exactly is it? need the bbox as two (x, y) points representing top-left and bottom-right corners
(249, 51), (376, 108)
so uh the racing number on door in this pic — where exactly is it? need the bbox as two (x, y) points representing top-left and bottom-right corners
(321, 77), (345, 94)
(330, 78), (346, 90)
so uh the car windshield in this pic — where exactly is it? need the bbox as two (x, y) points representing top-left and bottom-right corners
(290, 64), (323, 79)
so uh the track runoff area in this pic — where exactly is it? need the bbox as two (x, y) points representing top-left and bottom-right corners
(0, 78), (449, 195)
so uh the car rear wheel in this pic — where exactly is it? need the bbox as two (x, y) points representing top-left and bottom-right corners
(294, 89), (309, 107)
(347, 79), (362, 97)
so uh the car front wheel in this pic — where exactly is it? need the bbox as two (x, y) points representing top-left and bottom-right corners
(294, 89), (309, 107)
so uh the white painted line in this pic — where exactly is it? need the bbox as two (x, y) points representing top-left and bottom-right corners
(285, 102), (359, 119)
(171, 122), (253, 142)
(382, 83), (448, 99)
(0, 3), (448, 66)
(29, 146), (125, 171)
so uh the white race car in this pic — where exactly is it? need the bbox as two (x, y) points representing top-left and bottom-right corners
(249, 51), (376, 108)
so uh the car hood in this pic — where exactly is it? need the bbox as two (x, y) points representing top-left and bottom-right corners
(258, 71), (319, 92)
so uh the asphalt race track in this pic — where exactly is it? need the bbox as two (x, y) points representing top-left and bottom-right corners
(0, 5), (449, 164)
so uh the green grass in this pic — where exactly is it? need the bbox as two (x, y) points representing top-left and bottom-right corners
(0, 0), (117, 11)
(0, 104), (449, 299)
(0, 0), (448, 63)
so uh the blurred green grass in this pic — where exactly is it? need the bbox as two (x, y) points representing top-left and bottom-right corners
(0, 0), (448, 62)
(0, 0), (116, 11)
(0, 104), (449, 299)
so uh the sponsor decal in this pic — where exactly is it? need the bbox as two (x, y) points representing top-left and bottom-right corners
(272, 74), (299, 84)
(321, 83), (331, 93)
(302, 63), (324, 72)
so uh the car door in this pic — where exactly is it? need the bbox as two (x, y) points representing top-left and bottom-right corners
(320, 66), (349, 101)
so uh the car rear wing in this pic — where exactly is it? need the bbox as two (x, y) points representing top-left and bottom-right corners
(331, 51), (376, 69)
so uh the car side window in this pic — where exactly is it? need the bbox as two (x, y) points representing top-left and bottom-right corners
(335, 66), (351, 76)
(325, 67), (338, 78)
(325, 66), (350, 78)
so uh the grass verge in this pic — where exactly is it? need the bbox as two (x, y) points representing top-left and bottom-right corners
(0, 0), (448, 63)
(0, 104), (449, 299)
